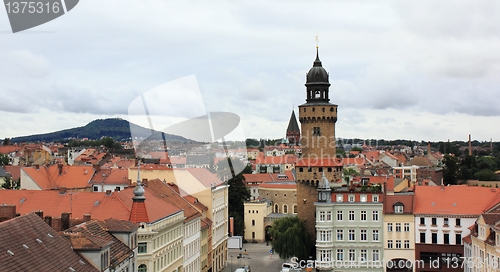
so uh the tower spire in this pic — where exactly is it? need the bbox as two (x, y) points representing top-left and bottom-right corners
(133, 162), (145, 200)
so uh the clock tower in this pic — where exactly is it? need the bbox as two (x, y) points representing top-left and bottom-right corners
(296, 47), (343, 247)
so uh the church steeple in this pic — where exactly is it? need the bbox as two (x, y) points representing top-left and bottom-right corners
(133, 162), (145, 201)
(305, 47), (331, 103)
(129, 162), (149, 223)
(286, 110), (300, 146)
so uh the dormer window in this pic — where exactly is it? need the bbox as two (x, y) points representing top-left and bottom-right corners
(360, 195), (367, 202)
(348, 195), (355, 202)
(373, 195), (379, 202)
(336, 195), (343, 202)
(393, 202), (404, 213)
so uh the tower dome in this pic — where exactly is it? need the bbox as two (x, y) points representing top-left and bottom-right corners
(306, 48), (329, 85)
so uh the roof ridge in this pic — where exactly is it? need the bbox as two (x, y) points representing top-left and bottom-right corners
(112, 192), (130, 212)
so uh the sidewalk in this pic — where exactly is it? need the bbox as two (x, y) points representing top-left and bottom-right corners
(221, 242), (283, 272)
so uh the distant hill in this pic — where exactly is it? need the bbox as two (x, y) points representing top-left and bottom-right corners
(10, 118), (193, 143)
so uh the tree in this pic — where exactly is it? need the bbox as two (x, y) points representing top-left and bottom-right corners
(268, 216), (311, 261)
(1, 176), (20, 190)
(215, 158), (251, 237)
(474, 169), (498, 181)
(443, 154), (459, 185)
(2, 138), (10, 145)
(0, 153), (9, 166)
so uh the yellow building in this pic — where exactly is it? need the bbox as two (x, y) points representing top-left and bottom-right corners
(244, 200), (272, 242)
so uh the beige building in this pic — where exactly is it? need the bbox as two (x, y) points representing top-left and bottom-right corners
(244, 200), (273, 242)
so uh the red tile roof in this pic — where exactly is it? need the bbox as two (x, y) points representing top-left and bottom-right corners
(148, 151), (171, 164)
(384, 194), (414, 214)
(92, 169), (129, 185)
(170, 156), (187, 165)
(129, 164), (171, 170)
(185, 168), (224, 187)
(129, 201), (149, 223)
(3, 165), (21, 180)
(413, 186), (500, 215)
(23, 165), (95, 190)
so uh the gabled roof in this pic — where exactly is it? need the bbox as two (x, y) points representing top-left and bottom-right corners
(63, 220), (134, 267)
(4, 166), (21, 180)
(0, 213), (97, 272)
(91, 168), (129, 185)
(413, 186), (500, 216)
(23, 165), (95, 190)
(0, 145), (21, 154)
(185, 168), (224, 188)
(383, 194), (414, 214)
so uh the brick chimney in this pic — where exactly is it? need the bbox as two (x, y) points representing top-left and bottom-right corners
(52, 217), (62, 231)
(83, 214), (91, 222)
(44, 215), (52, 226)
(0, 204), (17, 222)
(61, 212), (71, 230)
(229, 217), (234, 237)
(58, 163), (63, 175)
(34, 210), (44, 218)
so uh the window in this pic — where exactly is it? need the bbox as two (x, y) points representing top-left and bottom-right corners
(299, 167), (303, 172)
(432, 233), (437, 244)
(360, 211), (367, 221)
(394, 205), (403, 213)
(372, 211), (379, 221)
(337, 229), (343, 241)
(326, 211), (332, 221)
(337, 249), (344, 261)
(349, 230), (355, 241)
(283, 205), (288, 214)
(348, 195), (355, 202)
(252, 220), (255, 226)
(456, 233), (461, 245)
(337, 211), (343, 221)
(404, 240), (410, 249)
(360, 250), (367, 262)
(101, 250), (109, 270)
(431, 218), (437, 225)
(360, 230), (367, 241)
(274, 204), (279, 213)
(349, 249), (356, 261)
(313, 127), (321, 136)
(420, 217), (425, 225)
(319, 250), (331, 262)
(319, 211), (331, 222)
(319, 230), (332, 242)
(138, 243), (147, 254)
(404, 223), (410, 232)
(349, 211), (355, 221)
(93, 186), (98, 192)
(293, 205), (297, 214)
(387, 223), (393, 232)
(456, 218), (461, 226)
(336, 195), (343, 202)
(388, 240), (393, 248)
(395, 223), (401, 232)
(372, 250), (379, 261)
(138, 264), (147, 272)
(420, 232), (426, 243)
(360, 195), (367, 202)
(373, 195), (379, 202)
(372, 230), (379, 241)
(444, 218), (449, 226)
(395, 240), (401, 249)
(444, 233), (449, 244)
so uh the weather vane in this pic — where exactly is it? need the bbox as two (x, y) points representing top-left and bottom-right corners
(316, 31), (319, 48)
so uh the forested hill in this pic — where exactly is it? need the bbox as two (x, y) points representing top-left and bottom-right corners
(10, 118), (191, 143)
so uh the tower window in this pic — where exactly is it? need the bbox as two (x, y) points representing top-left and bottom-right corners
(312, 108), (315, 112)
(322, 108), (325, 112)
(330, 107), (334, 112)
(315, 90), (321, 98)
(313, 127), (321, 136)
(304, 108), (306, 112)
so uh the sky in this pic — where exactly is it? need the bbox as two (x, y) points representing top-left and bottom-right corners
(1, 1), (500, 143)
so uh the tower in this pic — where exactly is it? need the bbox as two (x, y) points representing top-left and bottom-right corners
(296, 47), (342, 247)
(286, 110), (300, 146)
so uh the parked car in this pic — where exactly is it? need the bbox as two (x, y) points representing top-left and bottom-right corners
(234, 265), (251, 272)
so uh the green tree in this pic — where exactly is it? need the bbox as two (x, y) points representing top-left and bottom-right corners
(245, 138), (260, 149)
(474, 169), (498, 181)
(443, 154), (459, 185)
(216, 158), (251, 237)
(0, 153), (9, 166)
(1, 176), (20, 190)
(268, 216), (311, 261)
(2, 138), (10, 145)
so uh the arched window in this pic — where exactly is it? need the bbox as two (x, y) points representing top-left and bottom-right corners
(393, 202), (404, 213)
(274, 204), (279, 213)
(293, 205), (297, 214)
(252, 220), (255, 226)
(283, 205), (288, 214)
(138, 264), (147, 272)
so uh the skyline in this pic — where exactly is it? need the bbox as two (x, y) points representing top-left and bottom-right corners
(1, 1), (500, 142)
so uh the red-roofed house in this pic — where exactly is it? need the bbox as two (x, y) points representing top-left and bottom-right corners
(91, 168), (130, 192)
(413, 185), (500, 272)
(21, 164), (95, 191)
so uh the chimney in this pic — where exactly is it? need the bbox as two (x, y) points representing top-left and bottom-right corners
(61, 212), (71, 230)
(58, 163), (63, 175)
(229, 217), (234, 237)
(52, 217), (62, 231)
(469, 134), (472, 156)
(44, 215), (52, 226)
(142, 178), (148, 186)
(83, 214), (91, 222)
(34, 210), (44, 218)
(128, 179), (132, 186)
(0, 204), (17, 222)
(427, 142), (431, 155)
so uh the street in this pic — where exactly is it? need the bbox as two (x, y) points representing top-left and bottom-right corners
(221, 242), (284, 272)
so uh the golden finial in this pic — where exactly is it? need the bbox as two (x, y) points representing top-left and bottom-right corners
(315, 32), (319, 48)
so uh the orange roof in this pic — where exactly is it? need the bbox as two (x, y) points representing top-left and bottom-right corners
(413, 186), (500, 216)
(243, 170), (295, 185)
(363, 151), (380, 161)
(343, 157), (366, 166)
(92, 169), (129, 185)
(185, 168), (224, 187)
(130, 164), (171, 170)
(0, 146), (21, 154)
(170, 157), (187, 165)
(4, 165), (21, 180)
(296, 158), (342, 167)
(129, 201), (149, 223)
(0, 187), (181, 223)
(148, 152), (171, 164)
(114, 159), (136, 169)
(23, 165), (95, 190)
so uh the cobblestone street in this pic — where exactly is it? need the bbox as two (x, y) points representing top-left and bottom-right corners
(221, 242), (284, 272)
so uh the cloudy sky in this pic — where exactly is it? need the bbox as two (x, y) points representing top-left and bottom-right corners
(1, 1), (500, 143)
